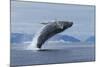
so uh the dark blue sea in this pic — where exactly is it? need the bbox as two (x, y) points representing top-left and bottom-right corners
(11, 42), (95, 66)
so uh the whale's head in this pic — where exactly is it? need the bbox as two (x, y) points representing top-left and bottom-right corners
(56, 21), (73, 30)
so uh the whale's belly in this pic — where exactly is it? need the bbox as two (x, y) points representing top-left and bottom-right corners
(36, 24), (62, 48)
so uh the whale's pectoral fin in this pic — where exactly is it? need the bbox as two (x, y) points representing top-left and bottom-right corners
(56, 22), (64, 29)
(59, 24), (64, 29)
(40, 22), (48, 25)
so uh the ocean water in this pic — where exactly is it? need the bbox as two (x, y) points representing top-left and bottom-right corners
(10, 42), (95, 66)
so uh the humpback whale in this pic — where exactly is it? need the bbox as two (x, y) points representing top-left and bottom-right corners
(28, 21), (73, 50)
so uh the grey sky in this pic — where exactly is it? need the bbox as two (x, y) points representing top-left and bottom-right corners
(11, 1), (95, 40)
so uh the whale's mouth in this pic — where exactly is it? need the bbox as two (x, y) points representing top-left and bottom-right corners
(70, 22), (73, 26)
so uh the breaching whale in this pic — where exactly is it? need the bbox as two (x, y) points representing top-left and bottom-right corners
(28, 21), (73, 50)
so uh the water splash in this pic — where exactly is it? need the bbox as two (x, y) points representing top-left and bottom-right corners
(26, 25), (46, 50)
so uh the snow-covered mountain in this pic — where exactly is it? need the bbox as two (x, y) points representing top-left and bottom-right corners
(11, 33), (80, 44)
(86, 36), (95, 43)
